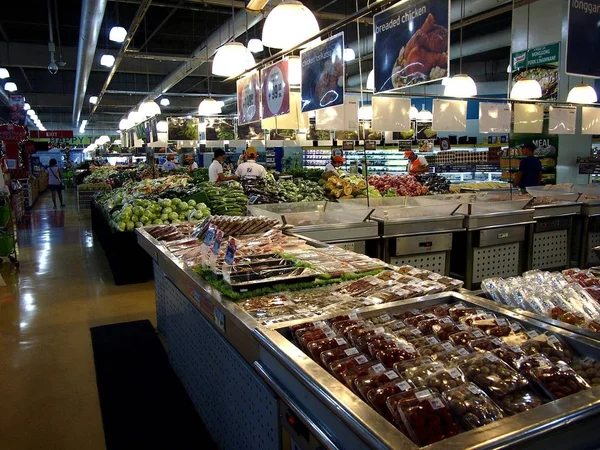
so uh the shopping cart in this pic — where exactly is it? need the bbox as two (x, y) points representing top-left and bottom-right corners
(0, 193), (19, 268)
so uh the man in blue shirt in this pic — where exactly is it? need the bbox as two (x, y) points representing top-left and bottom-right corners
(513, 142), (542, 189)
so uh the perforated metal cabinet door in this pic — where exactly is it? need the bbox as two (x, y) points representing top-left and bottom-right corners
(588, 232), (600, 266)
(390, 252), (447, 274)
(153, 263), (168, 337)
(472, 243), (520, 283)
(532, 230), (568, 270)
(156, 272), (280, 450)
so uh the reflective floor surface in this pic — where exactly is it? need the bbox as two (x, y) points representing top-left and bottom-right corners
(0, 190), (156, 449)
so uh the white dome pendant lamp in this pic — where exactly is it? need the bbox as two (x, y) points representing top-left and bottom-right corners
(212, 42), (255, 77)
(509, 4), (542, 100)
(262, 1), (320, 51)
(444, 0), (477, 97)
(567, 83), (598, 104)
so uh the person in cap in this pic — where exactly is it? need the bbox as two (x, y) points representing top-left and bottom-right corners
(185, 154), (198, 171)
(405, 150), (429, 175)
(513, 142), (542, 189)
(209, 148), (238, 183)
(325, 155), (346, 176)
(161, 154), (178, 171)
(235, 147), (266, 180)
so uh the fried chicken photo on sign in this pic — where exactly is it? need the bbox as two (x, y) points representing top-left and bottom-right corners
(394, 13), (448, 84)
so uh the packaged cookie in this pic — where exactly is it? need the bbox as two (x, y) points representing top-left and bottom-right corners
(495, 389), (544, 415)
(458, 353), (529, 398)
(443, 383), (504, 430)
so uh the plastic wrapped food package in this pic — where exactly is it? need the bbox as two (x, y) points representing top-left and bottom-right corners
(569, 357), (600, 387)
(528, 364), (590, 399)
(443, 383), (504, 429)
(422, 304), (452, 317)
(402, 361), (447, 387)
(393, 326), (423, 341)
(354, 368), (402, 400)
(307, 336), (349, 362)
(320, 345), (361, 367)
(521, 333), (574, 364)
(423, 367), (467, 393)
(355, 329), (391, 352)
(419, 341), (456, 359)
(459, 353), (529, 398)
(395, 389), (462, 445)
(404, 313), (438, 328)
(408, 335), (441, 349)
(418, 317), (453, 335)
(436, 346), (471, 365)
(329, 353), (371, 380)
(376, 345), (420, 368)
(449, 330), (481, 346)
(469, 336), (505, 352)
(366, 335), (405, 357)
(431, 322), (463, 341)
(348, 326), (386, 346)
(495, 389), (544, 415)
(342, 361), (387, 391)
(393, 356), (436, 373)
(448, 304), (478, 321)
(367, 379), (416, 421)
(491, 346), (528, 370)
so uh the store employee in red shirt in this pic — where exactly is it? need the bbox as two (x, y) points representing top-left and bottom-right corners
(405, 150), (429, 175)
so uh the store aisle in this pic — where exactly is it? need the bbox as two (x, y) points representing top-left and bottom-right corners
(0, 190), (156, 450)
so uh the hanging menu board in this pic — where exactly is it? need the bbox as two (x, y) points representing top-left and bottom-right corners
(237, 71), (261, 125)
(373, 0), (450, 93)
(300, 32), (345, 113)
(566, 0), (600, 77)
(261, 59), (290, 120)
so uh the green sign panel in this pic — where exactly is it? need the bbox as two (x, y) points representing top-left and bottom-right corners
(512, 42), (560, 71)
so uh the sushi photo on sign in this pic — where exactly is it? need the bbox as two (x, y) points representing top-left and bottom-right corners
(373, 0), (449, 93)
(300, 32), (345, 113)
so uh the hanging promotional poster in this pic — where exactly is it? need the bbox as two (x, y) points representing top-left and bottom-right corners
(373, 0), (449, 93)
(300, 32), (345, 113)
(204, 118), (235, 141)
(168, 117), (199, 141)
(261, 59), (290, 119)
(237, 71), (261, 125)
(511, 42), (560, 100)
(237, 122), (265, 140)
(8, 94), (25, 125)
(566, 0), (600, 77)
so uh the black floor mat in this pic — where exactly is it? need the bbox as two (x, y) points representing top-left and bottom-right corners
(90, 320), (217, 449)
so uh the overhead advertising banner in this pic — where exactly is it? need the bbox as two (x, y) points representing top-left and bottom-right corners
(261, 59), (290, 120)
(168, 117), (199, 141)
(300, 32), (344, 113)
(8, 94), (26, 125)
(511, 43), (559, 100)
(373, 0), (449, 93)
(567, 0), (600, 77)
(237, 71), (261, 125)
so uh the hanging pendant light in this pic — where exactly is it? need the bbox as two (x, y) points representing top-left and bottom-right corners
(444, 74), (478, 97)
(4, 82), (17, 92)
(510, 79), (542, 100)
(23, 103), (31, 111)
(119, 118), (132, 130)
(100, 54), (115, 67)
(139, 100), (161, 117)
(89, 96), (98, 104)
(416, 106), (433, 122)
(358, 105), (373, 121)
(156, 120), (168, 133)
(0, 68), (9, 79)
(288, 56), (301, 86)
(109, 26), (127, 43)
(128, 110), (143, 124)
(198, 98), (222, 116)
(247, 38), (264, 53)
(567, 84), (598, 104)
(343, 48), (356, 62)
(366, 70), (375, 90)
(262, 1), (320, 51)
(159, 98), (170, 107)
(212, 42), (255, 77)
(27, 109), (35, 116)
(409, 105), (419, 120)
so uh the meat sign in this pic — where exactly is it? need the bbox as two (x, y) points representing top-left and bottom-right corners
(373, 0), (450, 93)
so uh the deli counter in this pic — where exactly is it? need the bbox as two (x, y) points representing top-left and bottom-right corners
(137, 228), (600, 450)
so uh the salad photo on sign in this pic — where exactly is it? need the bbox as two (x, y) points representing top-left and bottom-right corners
(261, 59), (290, 119)
(373, 0), (449, 92)
(511, 43), (560, 100)
(168, 117), (200, 141)
(301, 33), (345, 113)
(237, 71), (261, 125)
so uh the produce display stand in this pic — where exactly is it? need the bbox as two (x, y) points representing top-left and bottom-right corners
(438, 194), (535, 290)
(340, 197), (465, 275)
(91, 200), (152, 285)
(137, 227), (600, 450)
(77, 186), (110, 212)
(247, 201), (378, 254)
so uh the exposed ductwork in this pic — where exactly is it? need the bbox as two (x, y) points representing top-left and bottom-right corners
(72, 0), (108, 128)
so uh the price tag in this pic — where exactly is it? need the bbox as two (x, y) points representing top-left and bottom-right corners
(457, 348), (470, 356)
(527, 330), (539, 338)
(472, 330), (485, 338)
(496, 318), (508, 326)
(510, 322), (522, 332)
(224, 238), (237, 265)
(345, 347), (359, 356)
(425, 313), (437, 319)
(335, 337), (347, 346)
(485, 354), (500, 362)
(203, 225), (216, 245)
(448, 368), (462, 379)
(476, 309), (486, 315)
(582, 356), (595, 364)
(370, 363), (386, 374)
(441, 341), (455, 351)
(410, 328), (422, 336)
(349, 312), (359, 320)
(411, 309), (422, 315)
(491, 338), (503, 346)
(426, 336), (440, 345)
(374, 327), (385, 335)
(212, 230), (224, 255)
(456, 324), (467, 331)
(429, 398), (444, 410)
(402, 344), (416, 353)
(355, 355), (369, 365)
(392, 321), (405, 330)
(396, 380), (412, 391)
(324, 329), (336, 339)
(379, 314), (391, 323)
(385, 370), (399, 380)
(467, 383), (481, 394)
(248, 195), (259, 205)
(440, 317), (453, 324)
(415, 389), (432, 400)
(547, 335), (559, 345)
(314, 321), (327, 328)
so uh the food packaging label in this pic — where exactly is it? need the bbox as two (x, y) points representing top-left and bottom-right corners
(349, 312), (359, 320)
(335, 337), (347, 346)
(457, 348), (470, 356)
(426, 336), (440, 345)
(385, 370), (400, 380)
(396, 381), (412, 391)
(441, 342), (455, 351)
(472, 330), (485, 338)
(345, 347), (359, 356)
(428, 398), (444, 410)
(415, 389), (433, 400)
(510, 323), (522, 332)
(370, 363), (387, 374)
(379, 314), (391, 323)
(467, 383), (481, 394)
(441, 317), (453, 324)
(448, 368), (462, 379)
(355, 355), (369, 364)
(527, 330), (539, 338)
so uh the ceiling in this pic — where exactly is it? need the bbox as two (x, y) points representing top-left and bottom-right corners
(0, 0), (513, 133)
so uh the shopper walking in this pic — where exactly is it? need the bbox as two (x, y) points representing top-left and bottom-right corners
(47, 158), (65, 209)
(235, 147), (266, 180)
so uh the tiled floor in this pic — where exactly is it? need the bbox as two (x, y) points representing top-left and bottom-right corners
(0, 190), (156, 449)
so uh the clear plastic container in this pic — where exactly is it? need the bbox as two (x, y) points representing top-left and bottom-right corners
(435, 346), (471, 365)
(419, 341), (456, 359)
(521, 333), (575, 365)
(528, 365), (590, 399)
(458, 353), (529, 398)
(367, 379), (415, 422)
(491, 346), (527, 370)
(342, 361), (386, 391)
(443, 382), (505, 429)
(320, 345), (360, 368)
(375, 346), (420, 368)
(431, 322), (463, 341)
(569, 357), (600, 387)
(468, 336), (505, 353)
(328, 353), (371, 380)
(407, 335), (441, 349)
(307, 336), (349, 363)
(403, 362), (447, 387)
(393, 356), (436, 374)
(423, 367), (467, 393)
(354, 369), (402, 400)
(495, 389), (544, 415)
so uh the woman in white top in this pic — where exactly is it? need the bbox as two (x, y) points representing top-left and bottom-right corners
(209, 149), (237, 183)
(235, 147), (266, 180)
(47, 158), (65, 209)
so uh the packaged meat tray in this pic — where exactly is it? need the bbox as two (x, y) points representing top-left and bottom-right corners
(459, 353), (529, 398)
(495, 389), (544, 415)
(443, 383), (505, 429)
(354, 368), (402, 400)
